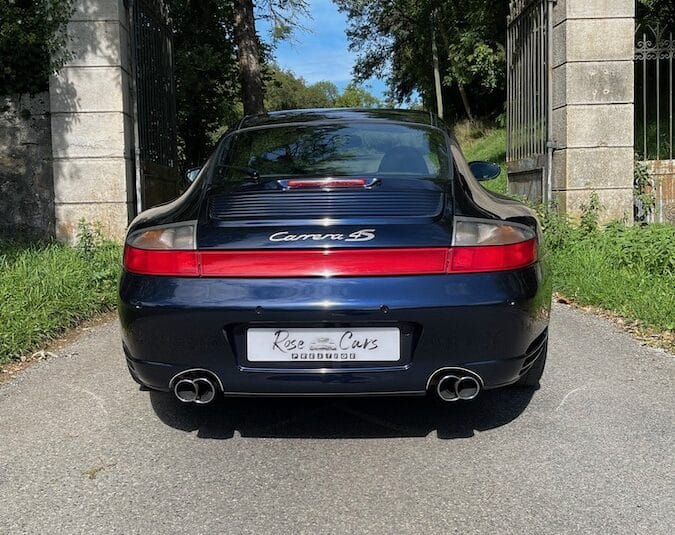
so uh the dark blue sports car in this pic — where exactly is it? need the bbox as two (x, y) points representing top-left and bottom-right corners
(119, 109), (551, 405)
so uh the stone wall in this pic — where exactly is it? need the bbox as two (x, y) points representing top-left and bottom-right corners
(0, 93), (54, 238)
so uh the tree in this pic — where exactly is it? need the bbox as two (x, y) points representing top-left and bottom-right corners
(265, 67), (337, 110)
(334, 83), (380, 108)
(0, 0), (74, 95)
(169, 1), (313, 165)
(264, 68), (379, 111)
(233, 0), (309, 115)
(169, 0), (241, 167)
(233, 0), (265, 115)
(638, 0), (675, 24)
(334, 0), (508, 120)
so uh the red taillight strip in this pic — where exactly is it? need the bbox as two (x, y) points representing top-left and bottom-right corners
(200, 248), (448, 277)
(448, 239), (538, 273)
(123, 240), (537, 277)
(123, 248), (199, 276)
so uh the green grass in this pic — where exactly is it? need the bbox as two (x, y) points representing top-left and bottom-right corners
(544, 221), (675, 332)
(461, 126), (508, 195)
(0, 239), (122, 364)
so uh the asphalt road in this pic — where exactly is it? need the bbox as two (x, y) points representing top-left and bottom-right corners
(1, 303), (673, 534)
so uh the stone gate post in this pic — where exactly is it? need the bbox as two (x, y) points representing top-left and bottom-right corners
(49, 0), (135, 242)
(551, 0), (635, 222)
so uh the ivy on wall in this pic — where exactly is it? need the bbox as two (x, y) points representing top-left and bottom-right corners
(0, 0), (74, 95)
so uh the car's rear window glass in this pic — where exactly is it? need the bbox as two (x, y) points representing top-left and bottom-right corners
(221, 122), (450, 180)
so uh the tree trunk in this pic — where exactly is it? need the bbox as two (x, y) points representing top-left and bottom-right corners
(458, 84), (474, 122)
(233, 0), (264, 115)
(431, 21), (444, 119)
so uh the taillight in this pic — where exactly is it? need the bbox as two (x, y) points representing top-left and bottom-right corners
(447, 220), (537, 273)
(126, 222), (196, 250)
(123, 220), (537, 277)
(124, 222), (199, 276)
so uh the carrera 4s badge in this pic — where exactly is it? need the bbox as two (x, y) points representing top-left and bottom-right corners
(269, 229), (376, 243)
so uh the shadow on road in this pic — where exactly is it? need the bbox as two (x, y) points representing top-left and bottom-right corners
(149, 387), (536, 440)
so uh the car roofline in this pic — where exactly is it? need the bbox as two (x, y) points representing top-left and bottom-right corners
(236, 108), (439, 130)
(228, 117), (447, 136)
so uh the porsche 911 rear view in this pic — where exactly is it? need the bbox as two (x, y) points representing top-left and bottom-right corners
(119, 109), (551, 404)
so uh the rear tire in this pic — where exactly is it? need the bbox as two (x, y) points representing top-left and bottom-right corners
(514, 341), (548, 387)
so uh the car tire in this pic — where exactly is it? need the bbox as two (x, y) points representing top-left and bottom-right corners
(514, 341), (548, 388)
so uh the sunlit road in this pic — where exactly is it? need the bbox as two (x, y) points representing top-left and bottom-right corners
(1, 304), (673, 534)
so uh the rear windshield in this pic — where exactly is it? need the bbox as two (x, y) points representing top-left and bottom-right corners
(220, 122), (450, 180)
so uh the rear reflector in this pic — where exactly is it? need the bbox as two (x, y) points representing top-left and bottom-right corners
(124, 240), (537, 277)
(200, 248), (448, 277)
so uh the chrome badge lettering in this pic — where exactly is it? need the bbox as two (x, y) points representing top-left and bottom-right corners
(269, 229), (376, 243)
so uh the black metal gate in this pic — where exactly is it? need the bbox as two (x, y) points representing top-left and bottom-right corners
(635, 23), (675, 223)
(506, 0), (554, 204)
(128, 0), (179, 213)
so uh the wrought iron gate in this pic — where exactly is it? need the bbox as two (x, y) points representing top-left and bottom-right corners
(635, 23), (675, 223)
(506, 0), (554, 204)
(128, 0), (179, 213)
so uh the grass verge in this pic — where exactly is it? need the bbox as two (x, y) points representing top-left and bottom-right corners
(544, 218), (675, 334)
(0, 234), (121, 364)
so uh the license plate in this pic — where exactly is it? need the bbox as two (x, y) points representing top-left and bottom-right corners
(246, 327), (401, 362)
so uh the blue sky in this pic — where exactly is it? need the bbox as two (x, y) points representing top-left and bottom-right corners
(257, 0), (388, 99)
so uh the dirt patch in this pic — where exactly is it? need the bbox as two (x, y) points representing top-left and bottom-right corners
(0, 310), (118, 385)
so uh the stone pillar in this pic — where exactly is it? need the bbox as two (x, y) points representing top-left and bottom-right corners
(551, 0), (635, 223)
(50, 0), (134, 242)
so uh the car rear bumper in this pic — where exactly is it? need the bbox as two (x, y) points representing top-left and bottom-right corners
(119, 264), (551, 395)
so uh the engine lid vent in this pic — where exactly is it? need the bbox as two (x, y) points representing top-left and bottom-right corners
(209, 190), (444, 222)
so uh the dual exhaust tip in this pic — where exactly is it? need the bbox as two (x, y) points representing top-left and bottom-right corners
(435, 372), (482, 402)
(172, 372), (220, 404)
(171, 369), (481, 404)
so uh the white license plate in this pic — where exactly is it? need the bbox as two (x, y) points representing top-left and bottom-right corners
(246, 327), (401, 362)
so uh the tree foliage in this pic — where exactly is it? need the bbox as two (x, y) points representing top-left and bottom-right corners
(265, 67), (379, 111)
(168, 0), (241, 167)
(334, 0), (507, 119)
(265, 67), (336, 110)
(0, 0), (74, 95)
(169, 1), (379, 166)
(638, 0), (675, 25)
(256, 0), (309, 41)
(334, 83), (380, 108)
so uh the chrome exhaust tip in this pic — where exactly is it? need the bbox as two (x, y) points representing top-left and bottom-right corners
(193, 377), (216, 405)
(170, 370), (221, 404)
(431, 369), (483, 402)
(174, 378), (198, 403)
(436, 375), (461, 402)
(455, 376), (481, 401)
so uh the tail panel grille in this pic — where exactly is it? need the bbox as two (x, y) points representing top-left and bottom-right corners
(209, 190), (444, 221)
